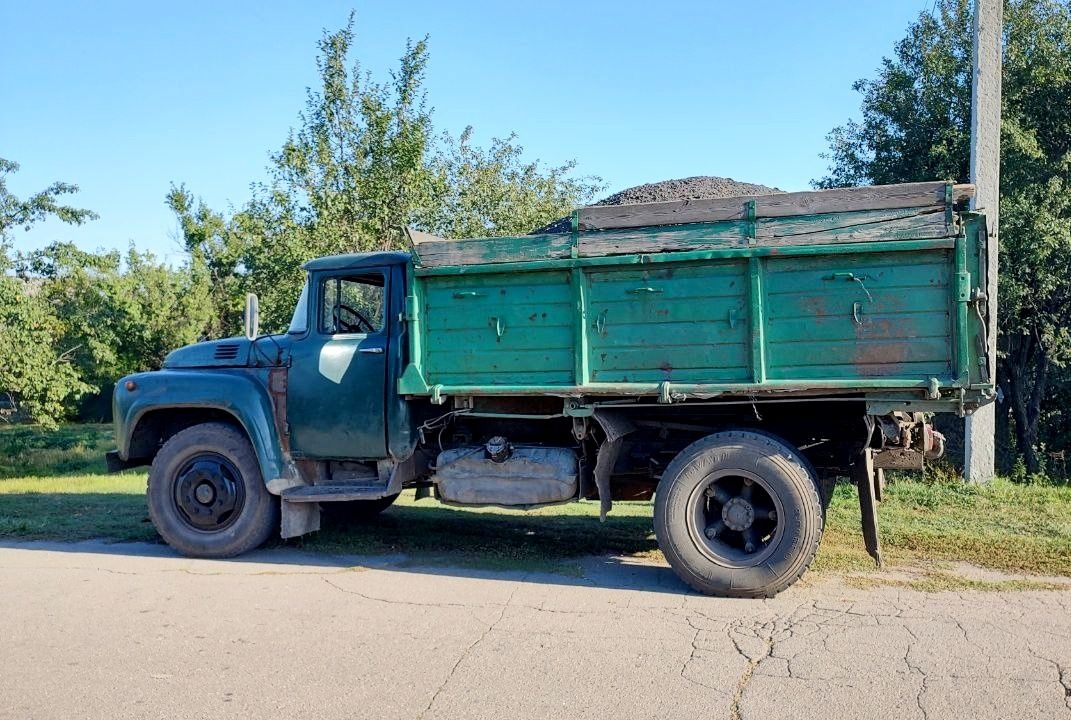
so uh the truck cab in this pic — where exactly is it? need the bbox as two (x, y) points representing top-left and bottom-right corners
(282, 252), (414, 463)
(111, 251), (419, 548)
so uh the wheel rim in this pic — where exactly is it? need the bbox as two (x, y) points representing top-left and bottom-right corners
(172, 453), (245, 532)
(686, 469), (784, 568)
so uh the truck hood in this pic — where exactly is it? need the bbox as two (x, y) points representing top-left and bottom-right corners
(163, 338), (252, 368)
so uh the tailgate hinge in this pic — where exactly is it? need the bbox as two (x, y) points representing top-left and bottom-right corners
(955, 271), (972, 302)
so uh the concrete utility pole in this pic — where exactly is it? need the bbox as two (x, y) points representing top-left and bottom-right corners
(964, 0), (1002, 482)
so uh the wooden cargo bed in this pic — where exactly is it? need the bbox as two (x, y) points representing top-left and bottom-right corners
(398, 182), (991, 411)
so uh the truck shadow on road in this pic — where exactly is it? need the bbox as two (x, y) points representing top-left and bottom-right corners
(0, 493), (694, 595)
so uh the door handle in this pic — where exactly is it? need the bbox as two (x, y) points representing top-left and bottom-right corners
(358, 347), (384, 354)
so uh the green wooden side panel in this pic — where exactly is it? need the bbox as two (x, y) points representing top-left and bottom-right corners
(401, 216), (990, 410)
(764, 250), (954, 380)
(421, 270), (575, 385)
(586, 262), (749, 383)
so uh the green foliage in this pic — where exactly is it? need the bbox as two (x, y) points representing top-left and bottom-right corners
(0, 158), (97, 239)
(418, 128), (603, 239)
(816, 0), (1071, 471)
(270, 19), (434, 253)
(0, 160), (99, 427)
(0, 423), (114, 478)
(19, 242), (213, 401)
(0, 272), (91, 427)
(815, 0), (973, 189)
(172, 16), (600, 333)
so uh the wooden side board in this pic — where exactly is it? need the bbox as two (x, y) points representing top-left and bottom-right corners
(411, 231), (574, 267)
(406, 182), (973, 268)
(576, 181), (974, 231)
(410, 207), (958, 267)
(576, 207), (954, 258)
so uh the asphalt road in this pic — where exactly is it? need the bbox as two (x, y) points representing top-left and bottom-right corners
(2, 541), (1070, 720)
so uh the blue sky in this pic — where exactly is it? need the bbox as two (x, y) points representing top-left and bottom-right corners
(3, 0), (933, 261)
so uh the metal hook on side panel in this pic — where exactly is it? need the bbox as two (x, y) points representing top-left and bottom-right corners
(852, 301), (865, 325)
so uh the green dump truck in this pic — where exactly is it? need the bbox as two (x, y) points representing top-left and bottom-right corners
(108, 181), (993, 597)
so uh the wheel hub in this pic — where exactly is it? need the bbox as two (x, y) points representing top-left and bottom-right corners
(721, 497), (754, 531)
(689, 471), (783, 567)
(194, 483), (216, 505)
(173, 454), (245, 532)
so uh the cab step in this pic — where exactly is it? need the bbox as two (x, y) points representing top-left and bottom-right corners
(282, 484), (390, 503)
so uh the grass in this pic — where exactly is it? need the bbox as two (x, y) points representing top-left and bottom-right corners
(2, 423), (1070, 588)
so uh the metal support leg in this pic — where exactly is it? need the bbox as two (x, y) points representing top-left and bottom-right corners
(852, 448), (883, 567)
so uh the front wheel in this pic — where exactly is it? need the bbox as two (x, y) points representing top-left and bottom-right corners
(654, 430), (823, 598)
(147, 422), (278, 558)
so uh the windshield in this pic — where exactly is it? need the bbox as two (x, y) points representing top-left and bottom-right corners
(287, 278), (310, 334)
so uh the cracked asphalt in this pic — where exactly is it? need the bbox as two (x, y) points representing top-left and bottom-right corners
(2, 541), (1070, 720)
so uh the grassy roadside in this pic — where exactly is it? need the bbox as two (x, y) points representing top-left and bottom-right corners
(2, 423), (1070, 587)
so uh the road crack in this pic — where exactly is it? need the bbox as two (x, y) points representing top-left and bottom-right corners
(320, 576), (491, 609)
(678, 617), (723, 691)
(419, 585), (518, 719)
(728, 621), (776, 720)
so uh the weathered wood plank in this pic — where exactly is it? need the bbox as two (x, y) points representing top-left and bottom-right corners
(412, 195), (963, 267)
(414, 233), (574, 267)
(577, 208), (953, 257)
(577, 182), (974, 231)
(406, 227), (449, 246)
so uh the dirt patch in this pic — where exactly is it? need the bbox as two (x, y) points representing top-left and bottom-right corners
(840, 561), (1071, 592)
(532, 175), (781, 234)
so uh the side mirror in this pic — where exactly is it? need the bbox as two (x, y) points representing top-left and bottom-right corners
(243, 293), (260, 341)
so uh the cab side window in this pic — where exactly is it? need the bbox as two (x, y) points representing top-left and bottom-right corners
(319, 273), (385, 334)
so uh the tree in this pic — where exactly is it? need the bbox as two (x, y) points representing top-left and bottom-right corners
(0, 264), (91, 426)
(816, 0), (1071, 472)
(0, 157), (98, 237)
(21, 243), (213, 416)
(417, 128), (603, 239)
(0, 160), (97, 426)
(270, 18), (434, 254)
(172, 17), (600, 334)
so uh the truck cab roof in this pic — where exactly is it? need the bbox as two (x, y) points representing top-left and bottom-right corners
(303, 251), (411, 272)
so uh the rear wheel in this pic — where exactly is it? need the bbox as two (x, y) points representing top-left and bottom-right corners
(654, 430), (823, 598)
(147, 422), (278, 558)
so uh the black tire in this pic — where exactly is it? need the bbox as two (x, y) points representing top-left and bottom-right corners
(147, 422), (278, 558)
(654, 430), (823, 598)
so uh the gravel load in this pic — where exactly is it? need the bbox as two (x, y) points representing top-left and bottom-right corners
(532, 175), (781, 234)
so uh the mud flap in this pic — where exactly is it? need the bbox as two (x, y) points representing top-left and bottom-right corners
(591, 411), (636, 521)
(281, 500), (321, 539)
(851, 448), (883, 567)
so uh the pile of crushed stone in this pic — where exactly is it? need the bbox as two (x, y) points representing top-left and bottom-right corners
(532, 176), (781, 234)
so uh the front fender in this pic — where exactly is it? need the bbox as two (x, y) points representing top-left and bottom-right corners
(113, 368), (300, 492)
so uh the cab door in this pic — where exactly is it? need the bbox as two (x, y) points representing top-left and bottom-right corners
(286, 269), (389, 460)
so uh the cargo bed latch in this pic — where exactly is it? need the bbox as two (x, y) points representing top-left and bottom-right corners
(825, 272), (873, 302)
